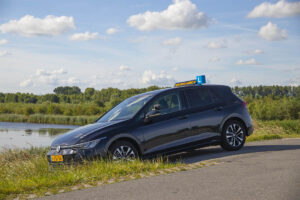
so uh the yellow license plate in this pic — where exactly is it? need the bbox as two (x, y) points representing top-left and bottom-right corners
(51, 155), (63, 162)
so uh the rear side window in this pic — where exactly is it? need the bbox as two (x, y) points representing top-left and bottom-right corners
(209, 86), (239, 104)
(185, 87), (213, 108)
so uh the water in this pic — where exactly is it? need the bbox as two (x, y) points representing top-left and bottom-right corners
(0, 122), (79, 150)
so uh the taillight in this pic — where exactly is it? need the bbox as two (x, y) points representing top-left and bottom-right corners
(242, 101), (247, 108)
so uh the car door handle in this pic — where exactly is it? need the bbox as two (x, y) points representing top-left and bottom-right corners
(178, 115), (188, 120)
(215, 106), (223, 111)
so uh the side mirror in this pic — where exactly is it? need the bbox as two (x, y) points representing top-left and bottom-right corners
(144, 110), (160, 123)
(153, 104), (161, 111)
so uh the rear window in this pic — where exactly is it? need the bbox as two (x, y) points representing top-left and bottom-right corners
(185, 87), (213, 108)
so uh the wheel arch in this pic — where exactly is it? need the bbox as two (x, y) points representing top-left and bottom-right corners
(105, 134), (143, 156)
(220, 116), (248, 136)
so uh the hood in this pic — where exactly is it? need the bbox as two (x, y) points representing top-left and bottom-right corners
(51, 120), (122, 146)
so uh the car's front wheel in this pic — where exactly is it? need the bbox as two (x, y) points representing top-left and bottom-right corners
(108, 141), (139, 161)
(221, 120), (246, 151)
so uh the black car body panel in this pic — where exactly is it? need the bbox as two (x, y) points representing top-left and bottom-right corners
(47, 84), (254, 163)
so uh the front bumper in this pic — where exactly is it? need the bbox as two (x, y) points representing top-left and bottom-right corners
(47, 146), (107, 164)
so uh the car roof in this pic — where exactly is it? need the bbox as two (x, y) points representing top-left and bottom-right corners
(140, 84), (229, 96)
(131, 84), (230, 100)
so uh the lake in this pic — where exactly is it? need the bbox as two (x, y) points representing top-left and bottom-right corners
(0, 122), (78, 150)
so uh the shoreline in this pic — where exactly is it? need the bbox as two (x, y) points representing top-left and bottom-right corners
(0, 114), (99, 126)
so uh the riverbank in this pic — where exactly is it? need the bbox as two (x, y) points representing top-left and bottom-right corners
(0, 114), (98, 126)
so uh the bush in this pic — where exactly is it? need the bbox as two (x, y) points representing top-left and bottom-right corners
(247, 97), (300, 120)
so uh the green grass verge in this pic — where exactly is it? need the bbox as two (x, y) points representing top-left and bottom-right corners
(0, 114), (99, 126)
(0, 147), (184, 200)
(247, 120), (300, 142)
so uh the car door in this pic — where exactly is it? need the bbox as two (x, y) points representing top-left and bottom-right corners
(134, 91), (190, 155)
(183, 87), (225, 143)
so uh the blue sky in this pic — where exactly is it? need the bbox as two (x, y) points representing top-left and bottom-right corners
(0, 0), (299, 94)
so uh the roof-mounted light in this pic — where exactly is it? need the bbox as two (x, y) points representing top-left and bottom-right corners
(174, 75), (206, 87)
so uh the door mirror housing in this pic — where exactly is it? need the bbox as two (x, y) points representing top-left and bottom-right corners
(144, 110), (160, 123)
(153, 104), (161, 111)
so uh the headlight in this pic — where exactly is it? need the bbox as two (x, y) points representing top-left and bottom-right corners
(57, 137), (106, 150)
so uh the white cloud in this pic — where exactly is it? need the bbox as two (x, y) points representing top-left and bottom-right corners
(230, 78), (242, 86)
(69, 31), (99, 41)
(119, 65), (131, 71)
(207, 41), (227, 49)
(127, 0), (209, 31)
(142, 70), (175, 86)
(60, 77), (80, 85)
(19, 79), (33, 87)
(52, 68), (67, 75)
(258, 22), (287, 41)
(20, 68), (74, 87)
(246, 49), (264, 55)
(210, 56), (221, 62)
(162, 37), (182, 46)
(172, 67), (178, 71)
(36, 68), (66, 76)
(235, 58), (260, 65)
(0, 39), (8, 45)
(0, 15), (75, 36)
(106, 28), (119, 35)
(0, 51), (10, 57)
(247, 0), (300, 18)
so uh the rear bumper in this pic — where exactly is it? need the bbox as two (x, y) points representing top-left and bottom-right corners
(247, 125), (254, 136)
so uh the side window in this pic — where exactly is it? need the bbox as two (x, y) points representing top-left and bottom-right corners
(210, 86), (235, 104)
(185, 87), (213, 108)
(146, 93), (182, 115)
(208, 88), (222, 104)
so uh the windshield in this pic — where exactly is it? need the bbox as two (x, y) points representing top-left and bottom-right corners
(98, 94), (153, 122)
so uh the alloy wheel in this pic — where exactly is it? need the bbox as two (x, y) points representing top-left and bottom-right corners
(226, 123), (244, 147)
(112, 145), (136, 161)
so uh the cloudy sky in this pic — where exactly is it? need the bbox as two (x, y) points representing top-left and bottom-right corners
(0, 0), (300, 94)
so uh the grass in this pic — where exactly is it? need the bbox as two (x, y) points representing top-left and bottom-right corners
(0, 114), (99, 126)
(0, 147), (184, 200)
(247, 120), (300, 142)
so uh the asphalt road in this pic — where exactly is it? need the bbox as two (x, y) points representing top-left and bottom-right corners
(41, 139), (300, 200)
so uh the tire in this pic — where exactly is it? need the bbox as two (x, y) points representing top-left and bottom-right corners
(108, 141), (139, 161)
(221, 120), (246, 151)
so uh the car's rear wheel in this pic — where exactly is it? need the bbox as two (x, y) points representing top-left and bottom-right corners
(221, 120), (246, 151)
(108, 141), (139, 161)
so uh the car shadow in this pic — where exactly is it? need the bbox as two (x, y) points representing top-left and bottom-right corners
(166, 142), (300, 164)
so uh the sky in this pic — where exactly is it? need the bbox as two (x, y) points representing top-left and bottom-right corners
(0, 0), (299, 94)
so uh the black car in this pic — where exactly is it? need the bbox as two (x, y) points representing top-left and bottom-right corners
(48, 83), (254, 163)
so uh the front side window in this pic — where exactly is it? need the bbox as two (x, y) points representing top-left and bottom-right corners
(146, 92), (182, 115)
(185, 87), (213, 108)
(98, 94), (153, 122)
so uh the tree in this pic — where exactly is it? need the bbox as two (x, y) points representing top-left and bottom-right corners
(53, 86), (82, 95)
(84, 88), (95, 96)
